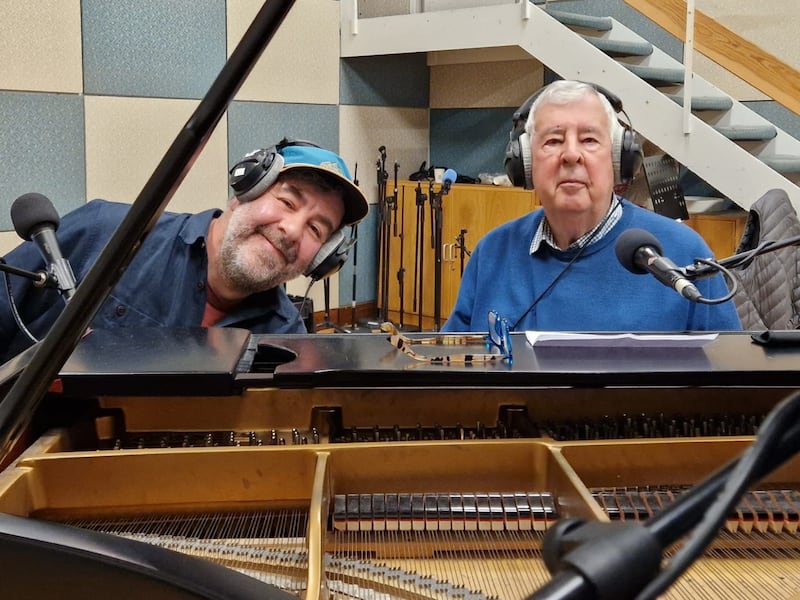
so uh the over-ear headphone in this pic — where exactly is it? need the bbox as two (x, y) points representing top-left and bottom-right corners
(228, 138), (354, 282)
(503, 82), (642, 189)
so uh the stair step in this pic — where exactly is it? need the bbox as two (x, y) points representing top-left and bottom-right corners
(624, 64), (685, 86)
(715, 125), (777, 141)
(665, 94), (734, 111)
(762, 155), (800, 174)
(582, 35), (653, 57)
(545, 8), (613, 31)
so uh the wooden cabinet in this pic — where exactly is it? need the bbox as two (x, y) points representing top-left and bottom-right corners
(379, 181), (746, 330)
(684, 210), (747, 258)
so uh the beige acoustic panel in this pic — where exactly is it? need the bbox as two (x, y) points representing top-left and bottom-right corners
(691, 52), (767, 102)
(697, 0), (800, 72)
(0, 231), (22, 257)
(430, 59), (543, 109)
(83, 96), (229, 215)
(228, 0), (339, 104)
(0, 0), (82, 94)
(339, 105), (429, 207)
(693, 0), (798, 101)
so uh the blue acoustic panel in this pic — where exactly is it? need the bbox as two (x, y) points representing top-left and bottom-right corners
(430, 108), (512, 180)
(337, 209), (379, 306)
(82, 0), (226, 99)
(340, 54), (429, 108)
(227, 101), (340, 168)
(0, 92), (85, 232)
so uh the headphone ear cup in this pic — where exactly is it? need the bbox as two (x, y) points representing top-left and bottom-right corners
(504, 131), (534, 189)
(519, 131), (533, 189)
(304, 229), (354, 281)
(612, 125), (643, 185)
(229, 148), (284, 202)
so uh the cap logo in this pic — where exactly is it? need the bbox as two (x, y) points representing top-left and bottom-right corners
(319, 160), (344, 176)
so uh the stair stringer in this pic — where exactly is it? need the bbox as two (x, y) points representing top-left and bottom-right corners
(339, 2), (800, 213)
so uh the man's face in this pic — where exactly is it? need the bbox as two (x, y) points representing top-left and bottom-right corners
(218, 176), (345, 294)
(531, 94), (615, 221)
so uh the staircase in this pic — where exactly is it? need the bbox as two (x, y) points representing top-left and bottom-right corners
(340, 1), (800, 213)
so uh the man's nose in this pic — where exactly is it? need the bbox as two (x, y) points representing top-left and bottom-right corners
(561, 138), (583, 163)
(279, 212), (304, 240)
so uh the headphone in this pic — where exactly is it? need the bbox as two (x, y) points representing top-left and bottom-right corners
(228, 138), (354, 282)
(503, 82), (642, 189)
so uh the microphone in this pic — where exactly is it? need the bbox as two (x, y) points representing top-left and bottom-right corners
(441, 168), (457, 195)
(10, 193), (77, 301)
(615, 228), (702, 302)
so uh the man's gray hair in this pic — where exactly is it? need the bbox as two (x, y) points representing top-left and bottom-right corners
(524, 80), (621, 142)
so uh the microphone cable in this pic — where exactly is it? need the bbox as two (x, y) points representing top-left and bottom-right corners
(685, 257), (738, 305)
(1, 258), (40, 345)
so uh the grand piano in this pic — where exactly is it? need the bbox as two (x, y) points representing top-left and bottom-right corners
(2, 326), (800, 599)
(3, 0), (800, 597)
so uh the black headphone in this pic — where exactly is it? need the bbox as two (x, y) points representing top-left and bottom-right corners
(503, 82), (642, 189)
(228, 138), (354, 282)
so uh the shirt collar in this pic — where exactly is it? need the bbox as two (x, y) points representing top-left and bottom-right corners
(178, 208), (223, 246)
(530, 195), (623, 254)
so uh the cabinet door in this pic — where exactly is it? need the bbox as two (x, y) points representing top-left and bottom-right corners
(684, 212), (747, 258)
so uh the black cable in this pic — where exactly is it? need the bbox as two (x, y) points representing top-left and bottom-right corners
(1, 259), (39, 345)
(692, 258), (737, 305)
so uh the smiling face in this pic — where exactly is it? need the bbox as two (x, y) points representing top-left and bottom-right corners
(530, 92), (616, 247)
(210, 172), (345, 300)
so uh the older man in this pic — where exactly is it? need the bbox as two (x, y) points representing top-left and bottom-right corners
(443, 80), (740, 333)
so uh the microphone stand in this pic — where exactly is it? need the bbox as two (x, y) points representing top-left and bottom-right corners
(348, 164), (360, 331)
(430, 181), (449, 331)
(684, 233), (800, 281)
(0, 261), (59, 291)
(376, 146), (391, 323)
(531, 390), (800, 600)
(0, 0), (298, 458)
(393, 163), (409, 328)
(455, 228), (471, 277)
(412, 180), (427, 331)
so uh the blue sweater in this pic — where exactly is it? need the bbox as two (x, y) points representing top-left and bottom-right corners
(1, 200), (306, 361)
(442, 200), (742, 332)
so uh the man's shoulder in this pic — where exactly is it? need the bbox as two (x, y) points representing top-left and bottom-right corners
(485, 209), (542, 239)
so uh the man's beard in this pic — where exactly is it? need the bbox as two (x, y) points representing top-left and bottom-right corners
(219, 220), (304, 295)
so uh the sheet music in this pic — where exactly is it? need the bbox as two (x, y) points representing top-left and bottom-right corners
(525, 331), (718, 348)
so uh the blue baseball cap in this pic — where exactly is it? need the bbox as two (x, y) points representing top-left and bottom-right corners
(279, 145), (369, 226)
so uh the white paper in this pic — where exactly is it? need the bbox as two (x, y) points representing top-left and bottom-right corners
(525, 331), (718, 348)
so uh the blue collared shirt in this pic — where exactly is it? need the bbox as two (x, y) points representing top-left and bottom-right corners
(0, 200), (305, 361)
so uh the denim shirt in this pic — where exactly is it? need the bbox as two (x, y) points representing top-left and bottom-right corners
(0, 200), (305, 361)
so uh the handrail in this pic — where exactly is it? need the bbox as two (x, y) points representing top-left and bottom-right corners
(625, 0), (800, 117)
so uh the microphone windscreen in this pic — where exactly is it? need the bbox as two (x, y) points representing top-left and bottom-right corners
(10, 193), (60, 241)
(614, 228), (662, 274)
(443, 168), (457, 184)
